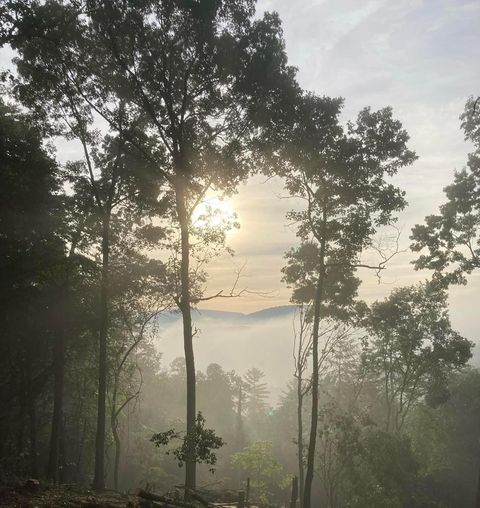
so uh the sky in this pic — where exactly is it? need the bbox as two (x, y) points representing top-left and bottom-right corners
(194, 0), (480, 344)
(1, 0), (479, 342)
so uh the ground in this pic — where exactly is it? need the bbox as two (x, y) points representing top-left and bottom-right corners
(0, 480), (255, 507)
(0, 481), (137, 507)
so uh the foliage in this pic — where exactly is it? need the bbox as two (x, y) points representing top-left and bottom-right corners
(348, 429), (419, 508)
(280, 94), (417, 320)
(363, 281), (472, 432)
(279, 95), (416, 267)
(408, 369), (480, 507)
(232, 441), (291, 503)
(0, 98), (65, 478)
(411, 97), (480, 285)
(316, 403), (363, 506)
(151, 412), (224, 474)
(312, 397), (419, 507)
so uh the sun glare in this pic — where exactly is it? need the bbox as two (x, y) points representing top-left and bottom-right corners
(191, 195), (236, 231)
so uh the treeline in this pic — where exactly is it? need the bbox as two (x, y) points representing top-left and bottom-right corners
(0, 1), (479, 507)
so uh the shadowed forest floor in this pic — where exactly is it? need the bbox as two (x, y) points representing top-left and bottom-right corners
(0, 482), (136, 507)
(0, 480), (258, 508)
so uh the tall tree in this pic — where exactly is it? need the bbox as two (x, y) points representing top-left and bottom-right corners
(244, 368), (269, 422)
(292, 304), (312, 508)
(2, 0), (299, 493)
(61, 132), (154, 488)
(279, 94), (416, 508)
(232, 374), (246, 454)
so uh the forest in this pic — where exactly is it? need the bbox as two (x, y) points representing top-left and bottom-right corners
(0, 1), (479, 507)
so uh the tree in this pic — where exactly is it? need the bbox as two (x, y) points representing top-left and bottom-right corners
(0, 97), (65, 477)
(232, 441), (290, 504)
(0, 99), (94, 483)
(293, 309), (365, 508)
(108, 248), (168, 490)
(315, 403), (420, 507)
(2, 0), (299, 493)
(197, 364), (236, 436)
(409, 368), (480, 507)
(363, 282), (472, 432)
(3, 29), (161, 486)
(411, 96), (480, 285)
(151, 412), (224, 475)
(316, 403), (363, 507)
(66, 134), (157, 489)
(279, 93), (416, 508)
(352, 428), (419, 508)
(45, 189), (93, 483)
(244, 368), (269, 423)
(410, 96), (480, 507)
(232, 374), (246, 454)
(292, 304), (312, 508)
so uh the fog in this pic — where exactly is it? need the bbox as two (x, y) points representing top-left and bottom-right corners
(156, 306), (298, 404)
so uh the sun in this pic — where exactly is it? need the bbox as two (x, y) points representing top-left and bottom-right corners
(191, 195), (236, 230)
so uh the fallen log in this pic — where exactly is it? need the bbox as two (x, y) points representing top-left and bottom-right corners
(138, 500), (181, 508)
(190, 491), (212, 507)
(136, 487), (257, 508)
(136, 488), (193, 507)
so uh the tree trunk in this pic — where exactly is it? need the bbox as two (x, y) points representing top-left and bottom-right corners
(236, 382), (244, 452)
(17, 372), (26, 456)
(303, 250), (325, 508)
(176, 182), (196, 497)
(290, 476), (299, 508)
(47, 286), (67, 482)
(235, 381), (244, 488)
(47, 243), (76, 482)
(76, 417), (87, 482)
(59, 426), (67, 483)
(93, 213), (111, 491)
(476, 464), (480, 508)
(28, 374), (38, 478)
(111, 373), (121, 491)
(73, 371), (88, 482)
(297, 375), (304, 508)
(112, 418), (121, 491)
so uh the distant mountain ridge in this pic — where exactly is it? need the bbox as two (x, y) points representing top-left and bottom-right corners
(156, 305), (296, 326)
